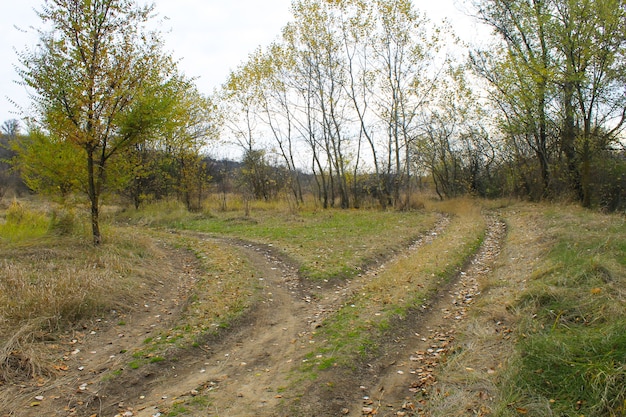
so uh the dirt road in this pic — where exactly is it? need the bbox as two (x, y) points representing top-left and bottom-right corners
(6, 213), (505, 417)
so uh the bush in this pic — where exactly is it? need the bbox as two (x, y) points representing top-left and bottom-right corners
(0, 200), (51, 242)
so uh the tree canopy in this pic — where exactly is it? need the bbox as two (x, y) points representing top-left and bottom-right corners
(15, 0), (208, 244)
(8, 0), (626, 216)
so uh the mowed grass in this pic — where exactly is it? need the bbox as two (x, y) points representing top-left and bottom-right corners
(170, 204), (440, 281)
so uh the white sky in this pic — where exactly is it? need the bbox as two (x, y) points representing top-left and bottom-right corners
(0, 0), (486, 131)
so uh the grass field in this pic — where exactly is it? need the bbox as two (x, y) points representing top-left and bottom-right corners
(1, 196), (625, 416)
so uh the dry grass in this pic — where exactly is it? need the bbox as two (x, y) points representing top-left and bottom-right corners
(365, 198), (485, 309)
(424, 202), (548, 416)
(0, 224), (261, 387)
(142, 233), (259, 350)
(307, 198), (487, 368)
(0, 202), (184, 381)
(426, 202), (626, 417)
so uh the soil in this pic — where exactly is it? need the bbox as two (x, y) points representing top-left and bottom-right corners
(3, 213), (507, 417)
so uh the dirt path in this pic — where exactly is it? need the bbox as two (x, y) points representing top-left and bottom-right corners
(121, 215), (450, 417)
(5, 212), (506, 417)
(350, 215), (507, 416)
(125, 241), (309, 417)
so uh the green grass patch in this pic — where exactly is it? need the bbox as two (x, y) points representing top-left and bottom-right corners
(177, 208), (439, 281)
(0, 200), (52, 243)
(504, 205), (626, 417)
(515, 321), (626, 416)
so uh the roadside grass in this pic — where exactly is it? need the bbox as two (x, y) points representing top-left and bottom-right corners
(426, 203), (626, 417)
(167, 202), (440, 281)
(302, 198), (486, 372)
(505, 206), (626, 417)
(0, 222), (162, 380)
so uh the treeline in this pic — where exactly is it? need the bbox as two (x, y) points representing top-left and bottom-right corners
(5, 0), (626, 241)
(2, 126), (395, 210)
(219, 0), (626, 211)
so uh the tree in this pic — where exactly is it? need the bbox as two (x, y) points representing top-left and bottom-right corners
(17, 0), (180, 244)
(371, 0), (441, 208)
(473, 0), (557, 198)
(285, 0), (353, 208)
(120, 83), (217, 210)
(473, 0), (626, 205)
(552, 0), (626, 206)
(11, 128), (85, 197)
(1, 120), (21, 138)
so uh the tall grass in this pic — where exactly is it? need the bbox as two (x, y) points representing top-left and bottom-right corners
(0, 200), (52, 242)
(502, 206), (626, 416)
(0, 213), (176, 380)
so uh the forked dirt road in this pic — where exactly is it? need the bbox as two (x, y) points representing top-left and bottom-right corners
(5, 213), (505, 417)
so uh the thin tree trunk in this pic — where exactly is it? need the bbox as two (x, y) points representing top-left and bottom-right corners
(87, 149), (101, 245)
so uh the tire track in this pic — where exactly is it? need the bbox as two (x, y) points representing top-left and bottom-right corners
(125, 216), (454, 417)
(354, 214), (507, 416)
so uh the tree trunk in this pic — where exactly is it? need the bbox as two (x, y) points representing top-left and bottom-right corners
(87, 149), (102, 245)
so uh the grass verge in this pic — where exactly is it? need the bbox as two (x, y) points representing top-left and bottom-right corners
(131, 234), (259, 362)
(504, 205), (626, 417)
(426, 203), (626, 417)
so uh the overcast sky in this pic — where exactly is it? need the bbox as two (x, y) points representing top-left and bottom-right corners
(0, 0), (485, 128)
